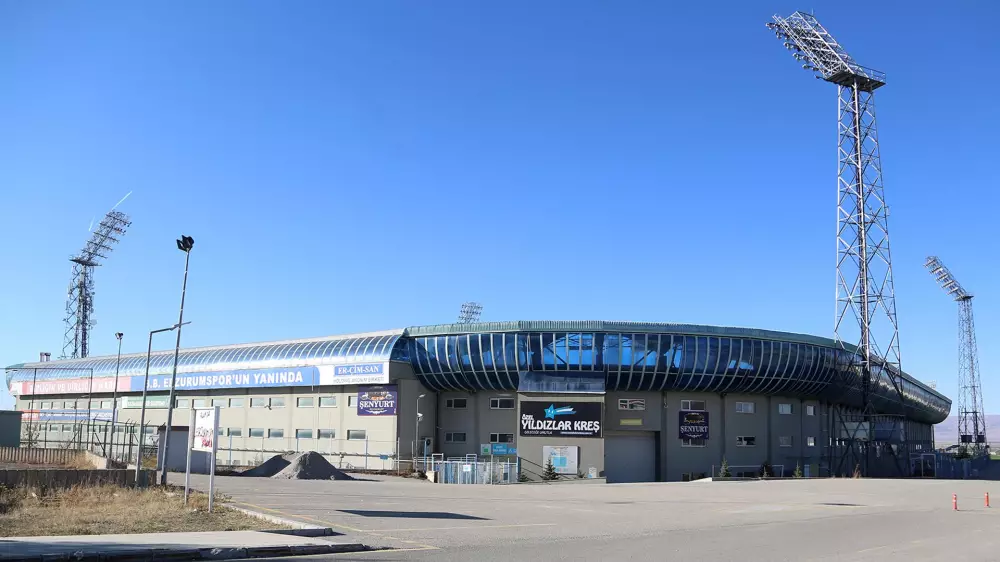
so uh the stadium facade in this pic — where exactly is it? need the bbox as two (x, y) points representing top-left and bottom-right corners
(5, 321), (950, 482)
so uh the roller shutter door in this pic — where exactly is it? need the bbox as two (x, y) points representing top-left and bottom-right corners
(604, 431), (656, 483)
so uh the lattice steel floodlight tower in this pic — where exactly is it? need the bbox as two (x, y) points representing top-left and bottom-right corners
(767, 12), (903, 476)
(62, 210), (131, 359)
(457, 302), (483, 324)
(925, 256), (986, 454)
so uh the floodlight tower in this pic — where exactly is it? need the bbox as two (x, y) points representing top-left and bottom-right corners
(766, 12), (903, 476)
(62, 210), (131, 359)
(924, 256), (986, 454)
(457, 302), (483, 324)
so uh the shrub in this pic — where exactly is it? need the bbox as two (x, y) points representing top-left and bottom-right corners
(793, 462), (803, 478)
(542, 459), (559, 481)
(0, 485), (24, 515)
(719, 457), (731, 478)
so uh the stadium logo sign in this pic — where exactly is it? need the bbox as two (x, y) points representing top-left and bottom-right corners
(520, 401), (602, 438)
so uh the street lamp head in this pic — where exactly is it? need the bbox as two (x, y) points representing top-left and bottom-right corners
(176, 235), (194, 252)
(115, 332), (124, 340)
(418, 394), (426, 399)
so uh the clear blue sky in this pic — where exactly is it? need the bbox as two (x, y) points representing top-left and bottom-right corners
(1, 1), (997, 412)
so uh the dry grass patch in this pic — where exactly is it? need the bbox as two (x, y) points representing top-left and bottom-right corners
(0, 485), (289, 537)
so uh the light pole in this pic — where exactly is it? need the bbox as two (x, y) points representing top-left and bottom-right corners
(415, 393), (426, 467)
(160, 234), (194, 486)
(111, 332), (124, 460)
(136, 323), (187, 486)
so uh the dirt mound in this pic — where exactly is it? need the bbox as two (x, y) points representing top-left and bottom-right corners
(240, 452), (301, 477)
(271, 451), (355, 481)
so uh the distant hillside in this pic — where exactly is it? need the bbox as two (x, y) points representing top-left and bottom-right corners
(933, 415), (1000, 446)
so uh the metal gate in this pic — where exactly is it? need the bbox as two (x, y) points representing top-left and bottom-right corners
(429, 456), (519, 484)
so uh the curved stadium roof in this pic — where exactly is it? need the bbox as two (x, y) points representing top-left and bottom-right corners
(5, 321), (950, 424)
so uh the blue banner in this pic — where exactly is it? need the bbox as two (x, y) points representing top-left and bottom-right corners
(130, 367), (321, 392)
(491, 443), (516, 455)
(357, 385), (397, 416)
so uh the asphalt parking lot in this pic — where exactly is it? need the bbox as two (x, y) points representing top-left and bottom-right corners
(180, 473), (1000, 561)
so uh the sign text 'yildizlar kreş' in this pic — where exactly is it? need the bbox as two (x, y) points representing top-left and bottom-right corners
(519, 401), (602, 438)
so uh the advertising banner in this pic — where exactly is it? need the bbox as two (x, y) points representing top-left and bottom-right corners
(678, 410), (710, 440)
(357, 385), (397, 416)
(542, 445), (579, 475)
(320, 362), (389, 385)
(192, 408), (218, 453)
(121, 395), (170, 409)
(20, 409), (114, 422)
(519, 401), (602, 438)
(132, 367), (322, 392)
(12, 377), (129, 397)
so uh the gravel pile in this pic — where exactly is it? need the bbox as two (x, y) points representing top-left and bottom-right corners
(240, 452), (300, 477)
(271, 451), (355, 481)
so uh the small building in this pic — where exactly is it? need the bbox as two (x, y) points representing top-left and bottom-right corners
(0, 409), (24, 447)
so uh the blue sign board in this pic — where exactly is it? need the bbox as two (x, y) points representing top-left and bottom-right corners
(490, 443), (516, 456)
(357, 385), (397, 416)
(130, 367), (321, 392)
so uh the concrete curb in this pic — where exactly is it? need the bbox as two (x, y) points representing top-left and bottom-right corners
(224, 504), (337, 537)
(0, 543), (370, 561)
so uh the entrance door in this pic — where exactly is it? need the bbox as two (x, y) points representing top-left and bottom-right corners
(604, 431), (657, 483)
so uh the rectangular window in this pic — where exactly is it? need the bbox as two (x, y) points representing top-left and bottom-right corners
(228, 428), (242, 437)
(806, 404), (815, 416)
(445, 432), (467, 443)
(217, 427), (225, 436)
(445, 398), (468, 409)
(778, 403), (793, 415)
(143, 426), (156, 435)
(779, 436), (792, 447)
(736, 436), (756, 447)
(681, 399), (706, 411)
(40, 402), (52, 410)
(176, 398), (190, 409)
(229, 398), (245, 408)
(48, 424), (60, 432)
(618, 398), (646, 411)
(270, 397), (286, 408)
(296, 397), (315, 408)
(319, 396), (337, 408)
(99, 400), (111, 409)
(62, 424), (74, 432)
(490, 397), (515, 410)
(193, 399), (209, 408)
(681, 437), (706, 448)
(250, 398), (268, 408)
(268, 428), (284, 439)
(318, 429), (335, 439)
(249, 428), (265, 438)
(735, 401), (755, 414)
(807, 436), (816, 447)
(347, 430), (367, 441)
(295, 429), (314, 439)
(490, 433), (514, 443)
(212, 398), (227, 408)
(347, 396), (357, 407)
(90, 400), (101, 409)
(62, 401), (75, 409)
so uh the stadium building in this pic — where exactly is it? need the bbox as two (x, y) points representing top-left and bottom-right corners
(5, 321), (950, 482)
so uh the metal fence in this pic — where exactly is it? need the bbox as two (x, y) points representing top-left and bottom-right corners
(424, 456), (519, 484)
(21, 419), (154, 468)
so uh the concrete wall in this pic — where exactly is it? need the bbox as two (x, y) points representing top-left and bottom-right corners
(436, 390), (518, 458)
(663, 392), (722, 481)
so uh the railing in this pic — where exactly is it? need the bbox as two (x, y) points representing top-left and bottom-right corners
(423, 456), (520, 485)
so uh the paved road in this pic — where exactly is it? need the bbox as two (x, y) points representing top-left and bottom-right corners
(179, 474), (1000, 561)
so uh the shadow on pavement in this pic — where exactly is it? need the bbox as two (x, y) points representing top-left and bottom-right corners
(338, 510), (489, 520)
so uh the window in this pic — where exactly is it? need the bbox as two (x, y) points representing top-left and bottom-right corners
(319, 396), (337, 408)
(48, 424), (60, 432)
(229, 398), (245, 408)
(250, 398), (268, 408)
(347, 430), (367, 441)
(249, 428), (265, 438)
(807, 436), (816, 447)
(490, 433), (514, 444)
(318, 429), (335, 439)
(270, 397), (286, 408)
(778, 403), (793, 415)
(217, 427), (225, 436)
(40, 402), (52, 410)
(212, 399), (227, 408)
(446, 398), (468, 409)
(735, 401), (755, 414)
(681, 399), (706, 411)
(193, 399), (209, 408)
(347, 396), (357, 407)
(779, 436), (792, 447)
(62, 424), (74, 432)
(296, 397), (314, 408)
(62, 401), (75, 409)
(618, 399), (646, 411)
(490, 398), (515, 410)
(681, 437), (706, 448)
(445, 432), (467, 443)
(228, 428), (242, 437)
(736, 436), (756, 447)
(295, 429), (314, 439)
(176, 398), (190, 409)
(268, 428), (284, 439)
(90, 400), (101, 409)
(806, 405), (815, 416)
(143, 426), (156, 435)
